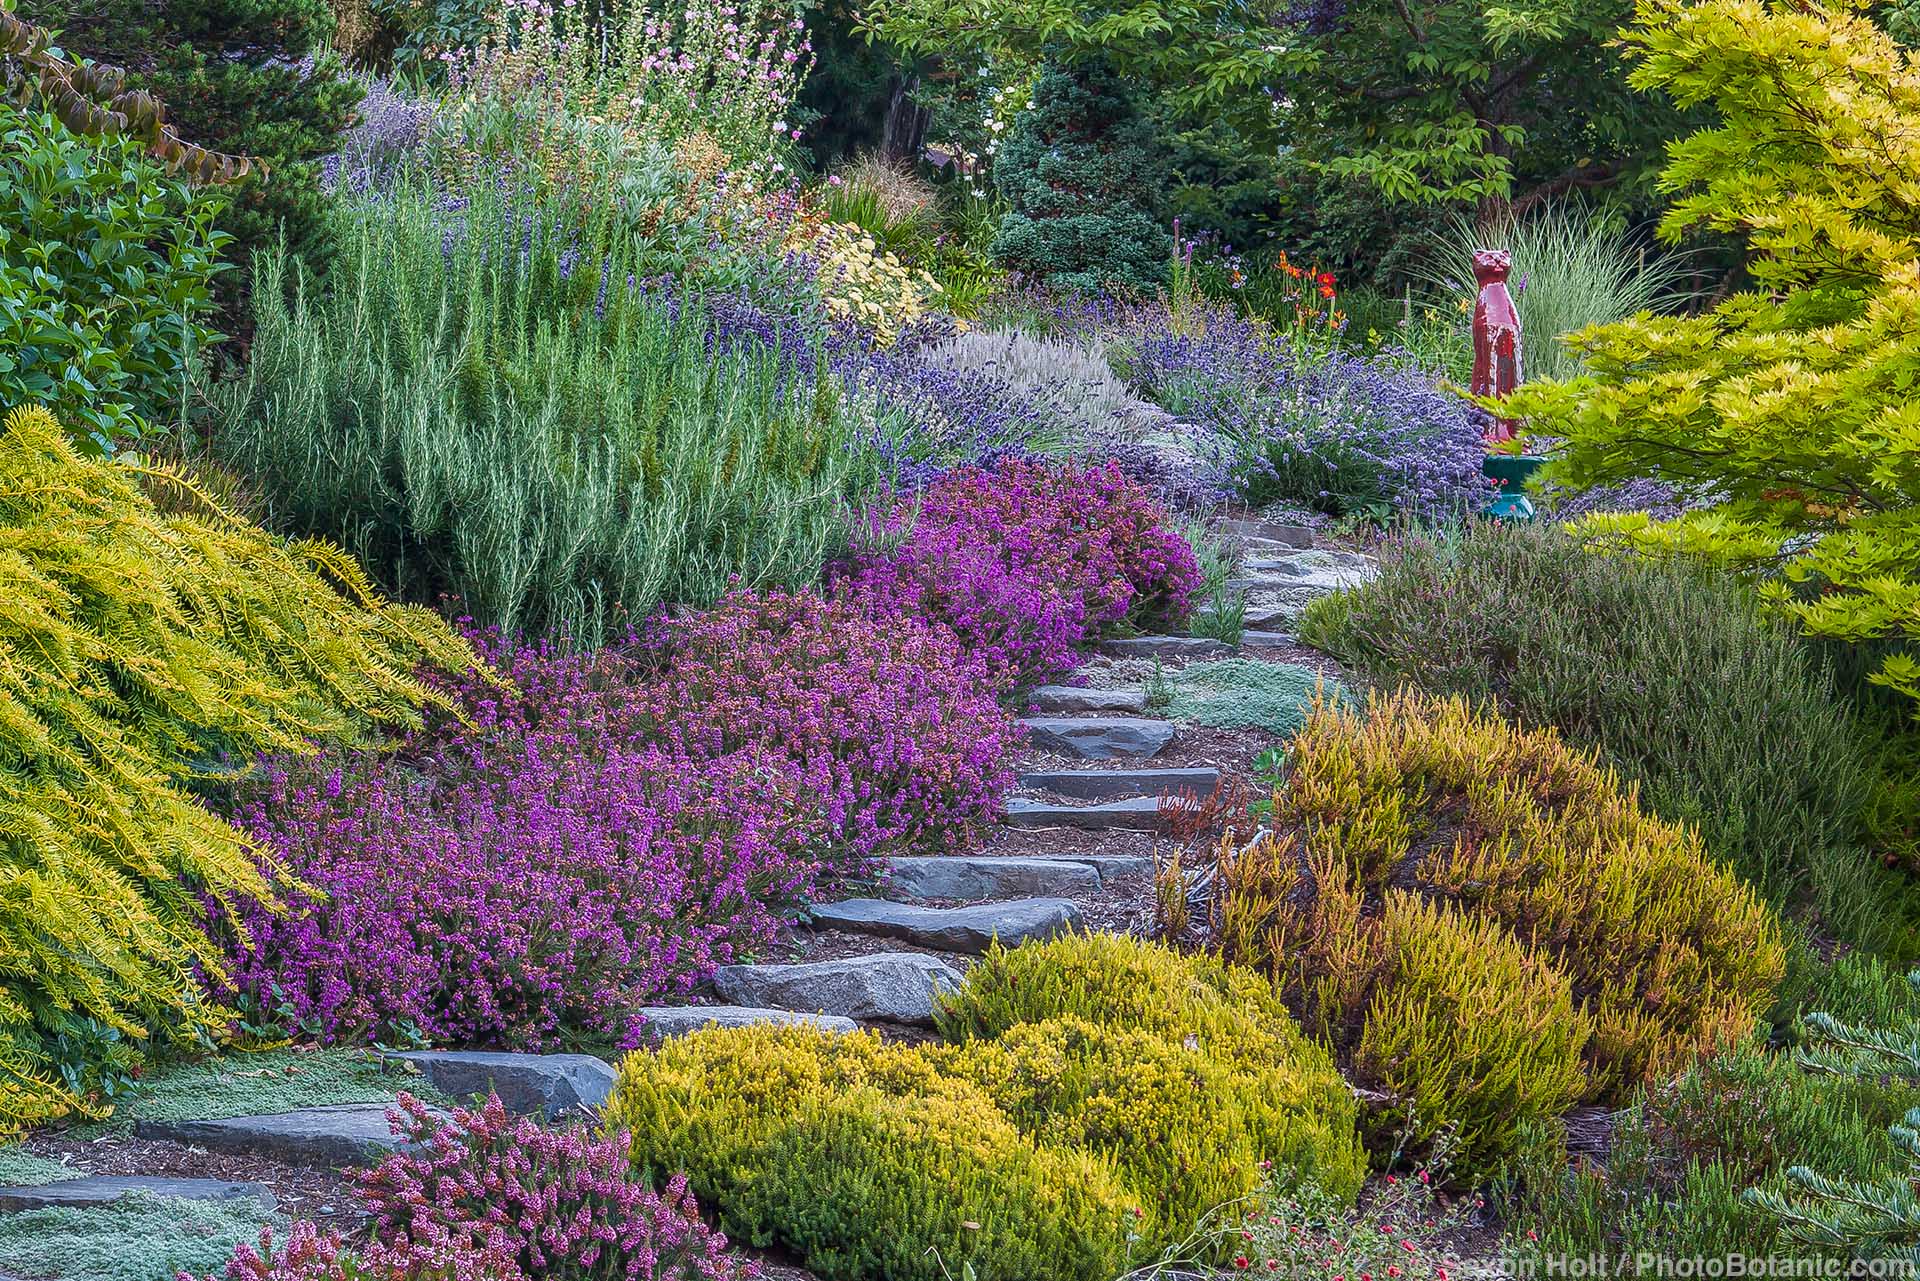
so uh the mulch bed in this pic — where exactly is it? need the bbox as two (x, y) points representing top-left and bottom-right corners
(21, 1130), (365, 1228)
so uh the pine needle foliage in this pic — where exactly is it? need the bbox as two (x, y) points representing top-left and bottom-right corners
(0, 403), (475, 1133)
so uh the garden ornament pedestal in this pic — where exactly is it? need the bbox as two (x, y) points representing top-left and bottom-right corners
(1483, 451), (1547, 521)
(1470, 246), (1543, 519)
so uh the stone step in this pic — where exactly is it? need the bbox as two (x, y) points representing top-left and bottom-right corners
(134, 1103), (439, 1168)
(1019, 716), (1174, 760)
(0, 1175), (276, 1215)
(808, 898), (1083, 954)
(1239, 629), (1296, 647)
(1243, 549), (1376, 587)
(635, 1006), (856, 1040)
(1024, 685), (1148, 715)
(886, 855), (1101, 901)
(1017, 766), (1218, 802)
(710, 953), (961, 1028)
(383, 1050), (613, 1119)
(1217, 517), (1315, 549)
(1003, 795), (1167, 832)
(1098, 636), (1232, 660)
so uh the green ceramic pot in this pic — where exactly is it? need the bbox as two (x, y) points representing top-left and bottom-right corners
(1483, 452), (1549, 522)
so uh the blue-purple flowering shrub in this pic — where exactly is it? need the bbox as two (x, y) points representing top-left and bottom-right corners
(1117, 308), (1490, 521)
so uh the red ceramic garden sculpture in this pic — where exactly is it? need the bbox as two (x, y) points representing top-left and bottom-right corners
(1470, 248), (1522, 443)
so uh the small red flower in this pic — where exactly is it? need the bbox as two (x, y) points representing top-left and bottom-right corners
(1235, 1256), (1251, 1270)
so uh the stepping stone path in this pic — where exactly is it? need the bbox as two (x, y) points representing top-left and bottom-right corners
(1099, 635), (1231, 660)
(0, 1175), (276, 1214)
(810, 898), (1084, 953)
(136, 1103), (442, 1167)
(712, 953), (962, 1027)
(1019, 716), (1176, 759)
(385, 1050), (614, 1119)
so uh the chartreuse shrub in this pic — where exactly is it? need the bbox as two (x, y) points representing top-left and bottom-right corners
(1212, 690), (1784, 1174)
(606, 937), (1363, 1281)
(1299, 523), (1920, 961)
(0, 403), (474, 1133)
(1501, 0), (1920, 708)
(219, 174), (881, 643)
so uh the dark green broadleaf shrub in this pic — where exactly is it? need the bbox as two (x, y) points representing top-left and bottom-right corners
(20, 0), (362, 317)
(1298, 522), (1920, 962)
(0, 100), (225, 451)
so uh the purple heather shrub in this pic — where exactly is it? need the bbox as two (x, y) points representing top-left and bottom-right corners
(189, 1094), (754, 1281)
(641, 587), (1018, 861)
(360, 1093), (755, 1280)
(841, 457), (1204, 688)
(219, 640), (845, 1049)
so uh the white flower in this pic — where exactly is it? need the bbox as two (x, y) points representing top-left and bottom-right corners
(772, 120), (787, 133)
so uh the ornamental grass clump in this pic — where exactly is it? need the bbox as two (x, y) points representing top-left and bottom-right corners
(642, 588), (1017, 863)
(0, 403), (474, 1133)
(1207, 690), (1784, 1173)
(842, 458), (1202, 687)
(220, 640), (849, 1050)
(605, 937), (1363, 1281)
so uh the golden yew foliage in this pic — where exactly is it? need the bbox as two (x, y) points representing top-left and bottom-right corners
(607, 937), (1364, 1280)
(1214, 691), (1784, 1166)
(0, 405), (476, 1132)
(1505, 0), (1920, 704)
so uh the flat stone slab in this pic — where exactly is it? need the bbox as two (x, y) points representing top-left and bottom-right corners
(711, 953), (961, 1027)
(1004, 795), (1167, 832)
(135, 1103), (433, 1167)
(0, 1175), (276, 1214)
(1241, 549), (1378, 592)
(809, 898), (1084, 953)
(636, 1005), (856, 1040)
(1098, 636), (1233, 660)
(1020, 716), (1175, 760)
(1239, 629), (1297, 646)
(887, 855), (1102, 901)
(1025, 685), (1148, 715)
(384, 1050), (614, 1119)
(1218, 517), (1315, 548)
(1017, 766), (1219, 802)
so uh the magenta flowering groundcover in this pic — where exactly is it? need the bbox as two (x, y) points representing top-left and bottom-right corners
(215, 459), (1199, 1053)
(843, 457), (1203, 689)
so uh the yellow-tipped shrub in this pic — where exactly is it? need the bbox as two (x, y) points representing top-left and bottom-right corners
(606, 937), (1365, 1280)
(0, 404), (476, 1131)
(1213, 689), (1784, 1170)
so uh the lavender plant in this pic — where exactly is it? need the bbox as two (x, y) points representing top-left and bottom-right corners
(1121, 309), (1488, 521)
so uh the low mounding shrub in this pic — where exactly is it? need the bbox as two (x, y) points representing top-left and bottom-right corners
(606, 937), (1363, 1281)
(1119, 308), (1488, 521)
(1210, 690), (1784, 1172)
(197, 1091), (753, 1280)
(643, 589), (1017, 861)
(219, 175), (880, 643)
(221, 641), (848, 1049)
(843, 458), (1201, 687)
(0, 404), (473, 1132)
(1297, 522), (1912, 960)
